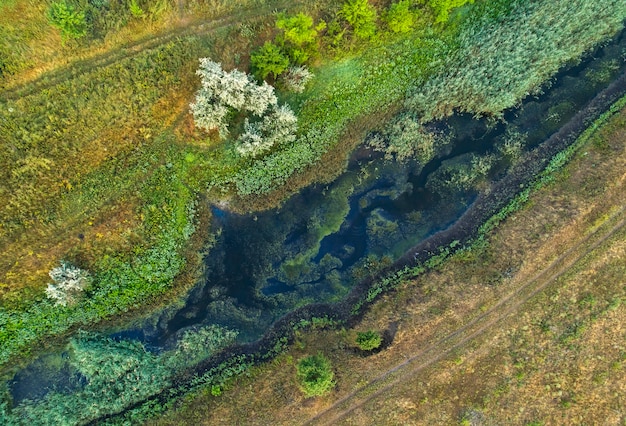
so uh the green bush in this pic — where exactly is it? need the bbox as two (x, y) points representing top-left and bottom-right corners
(385, 0), (415, 33)
(427, 0), (474, 23)
(340, 0), (378, 39)
(355, 330), (382, 351)
(250, 41), (290, 81)
(276, 12), (318, 47)
(47, 0), (87, 40)
(296, 354), (335, 397)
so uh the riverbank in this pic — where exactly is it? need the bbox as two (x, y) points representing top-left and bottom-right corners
(154, 72), (626, 426)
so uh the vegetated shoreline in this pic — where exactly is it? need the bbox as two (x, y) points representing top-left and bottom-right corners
(93, 68), (626, 424)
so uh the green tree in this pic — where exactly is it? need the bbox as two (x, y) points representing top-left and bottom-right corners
(341, 0), (378, 39)
(276, 12), (325, 64)
(355, 330), (383, 351)
(385, 0), (415, 33)
(277, 13), (318, 46)
(47, 1), (88, 40)
(427, 0), (474, 23)
(296, 354), (335, 397)
(250, 41), (290, 80)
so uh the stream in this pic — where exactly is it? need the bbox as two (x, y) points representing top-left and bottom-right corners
(5, 26), (626, 422)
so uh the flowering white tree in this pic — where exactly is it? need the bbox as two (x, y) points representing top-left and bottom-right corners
(45, 261), (91, 307)
(237, 105), (298, 157)
(280, 65), (314, 93)
(191, 58), (299, 158)
(190, 58), (278, 137)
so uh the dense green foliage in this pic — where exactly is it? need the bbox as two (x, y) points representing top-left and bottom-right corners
(427, 0), (474, 23)
(251, 41), (290, 80)
(385, 0), (416, 33)
(276, 12), (326, 64)
(0, 38), (207, 363)
(296, 354), (335, 397)
(234, 0), (626, 195)
(1, 325), (237, 425)
(47, 0), (87, 40)
(2, 0), (626, 421)
(355, 330), (383, 351)
(408, 0), (626, 121)
(277, 13), (318, 46)
(340, 0), (378, 39)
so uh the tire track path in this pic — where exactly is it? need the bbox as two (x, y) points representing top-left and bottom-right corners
(0, 0), (300, 101)
(305, 204), (626, 425)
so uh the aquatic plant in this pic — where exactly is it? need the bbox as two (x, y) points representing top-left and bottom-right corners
(168, 324), (239, 368)
(426, 153), (494, 193)
(368, 113), (438, 163)
(407, 0), (626, 121)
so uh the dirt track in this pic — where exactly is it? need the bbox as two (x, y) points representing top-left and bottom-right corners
(0, 0), (301, 101)
(306, 203), (626, 425)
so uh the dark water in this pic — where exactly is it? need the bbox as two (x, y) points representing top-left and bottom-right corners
(7, 28), (626, 407)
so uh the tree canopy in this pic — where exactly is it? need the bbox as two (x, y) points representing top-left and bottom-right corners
(276, 13), (318, 46)
(341, 0), (378, 39)
(385, 0), (416, 33)
(251, 41), (290, 80)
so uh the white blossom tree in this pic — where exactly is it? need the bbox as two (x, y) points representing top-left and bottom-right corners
(236, 105), (298, 157)
(280, 65), (314, 93)
(45, 261), (91, 307)
(190, 59), (278, 137)
(191, 58), (299, 158)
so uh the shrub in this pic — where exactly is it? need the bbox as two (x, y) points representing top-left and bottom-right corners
(427, 0), (474, 23)
(296, 354), (335, 397)
(250, 41), (290, 81)
(129, 0), (145, 18)
(385, 0), (415, 33)
(47, 1), (88, 40)
(340, 0), (378, 39)
(280, 65), (314, 93)
(276, 13), (318, 47)
(276, 13), (325, 64)
(355, 330), (382, 351)
(45, 261), (91, 307)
